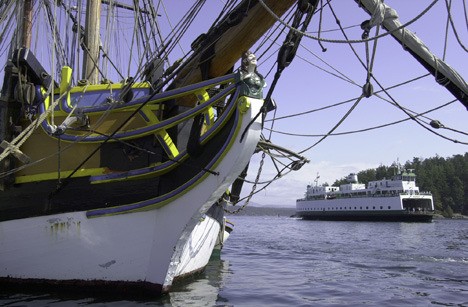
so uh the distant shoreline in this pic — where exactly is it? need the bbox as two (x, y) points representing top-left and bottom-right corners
(433, 213), (468, 220)
(226, 206), (295, 217)
(226, 206), (468, 219)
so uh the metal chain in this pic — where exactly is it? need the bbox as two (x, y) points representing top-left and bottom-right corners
(225, 150), (266, 214)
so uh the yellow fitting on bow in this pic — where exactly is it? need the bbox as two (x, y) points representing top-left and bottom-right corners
(238, 96), (251, 114)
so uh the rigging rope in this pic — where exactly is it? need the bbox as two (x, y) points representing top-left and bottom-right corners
(443, 0), (468, 52)
(298, 95), (363, 154)
(226, 150), (265, 214)
(266, 74), (432, 122)
(47, 45), (211, 197)
(264, 99), (459, 138)
(241, 0), (320, 142)
(257, 0), (439, 44)
(371, 76), (468, 145)
(0, 86), (66, 163)
(0, 0), (199, 179)
(259, 0), (467, 148)
(2, 0), (465, 207)
(229, 158), (299, 207)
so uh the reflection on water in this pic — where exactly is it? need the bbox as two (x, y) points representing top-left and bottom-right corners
(168, 256), (230, 306)
(0, 256), (231, 306)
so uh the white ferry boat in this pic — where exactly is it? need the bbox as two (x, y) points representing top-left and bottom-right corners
(296, 169), (434, 222)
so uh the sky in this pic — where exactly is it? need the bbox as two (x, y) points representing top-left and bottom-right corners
(170, 0), (468, 208)
(1, 1), (466, 208)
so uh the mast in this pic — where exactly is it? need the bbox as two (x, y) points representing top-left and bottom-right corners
(356, 0), (468, 110)
(0, 0), (35, 190)
(1, 0), (33, 98)
(21, 0), (34, 48)
(82, 0), (101, 84)
(171, 0), (297, 107)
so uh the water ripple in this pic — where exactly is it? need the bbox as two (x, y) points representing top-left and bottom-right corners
(1, 217), (467, 306)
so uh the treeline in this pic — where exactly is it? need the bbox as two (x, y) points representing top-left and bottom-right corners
(332, 153), (468, 215)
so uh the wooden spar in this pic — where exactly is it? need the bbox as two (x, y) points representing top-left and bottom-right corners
(172, 0), (297, 107)
(83, 0), (101, 84)
(356, 0), (468, 110)
(101, 0), (153, 15)
(0, 0), (32, 189)
(21, 0), (34, 49)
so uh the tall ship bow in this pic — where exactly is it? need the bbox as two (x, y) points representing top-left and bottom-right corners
(0, 0), (299, 296)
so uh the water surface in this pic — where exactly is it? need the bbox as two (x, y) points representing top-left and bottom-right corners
(1, 216), (467, 306)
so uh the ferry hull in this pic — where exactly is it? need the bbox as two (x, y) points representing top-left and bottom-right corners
(298, 210), (433, 222)
(297, 195), (434, 222)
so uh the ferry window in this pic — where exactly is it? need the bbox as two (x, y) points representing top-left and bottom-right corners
(373, 206), (375, 209)
(360, 207), (362, 209)
(388, 206), (391, 209)
(366, 206), (368, 209)
(354, 207), (357, 210)
(380, 206), (383, 209)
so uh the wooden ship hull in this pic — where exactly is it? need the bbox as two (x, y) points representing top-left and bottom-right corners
(0, 0), (297, 296)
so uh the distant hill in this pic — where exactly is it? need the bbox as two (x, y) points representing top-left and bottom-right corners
(226, 205), (295, 217)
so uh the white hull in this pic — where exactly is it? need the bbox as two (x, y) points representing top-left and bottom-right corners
(0, 99), (263, 295)
(173, 214), (221, 279)
(171, 200), (228, 280)
(214, 218), (233, 252)
(297, 194), (434, 222)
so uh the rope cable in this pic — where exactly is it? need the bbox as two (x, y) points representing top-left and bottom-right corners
(298, 95), (363, 154)
(444, 0), (468, 52)
(257, 0), (439, 44)
(264, 99), (458, 138)
(372, 76), (468, 145)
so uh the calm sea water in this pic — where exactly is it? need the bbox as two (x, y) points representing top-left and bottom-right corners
(1, 216), (467, 306)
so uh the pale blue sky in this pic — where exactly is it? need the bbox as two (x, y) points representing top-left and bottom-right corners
(162, 0), (467, 207)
